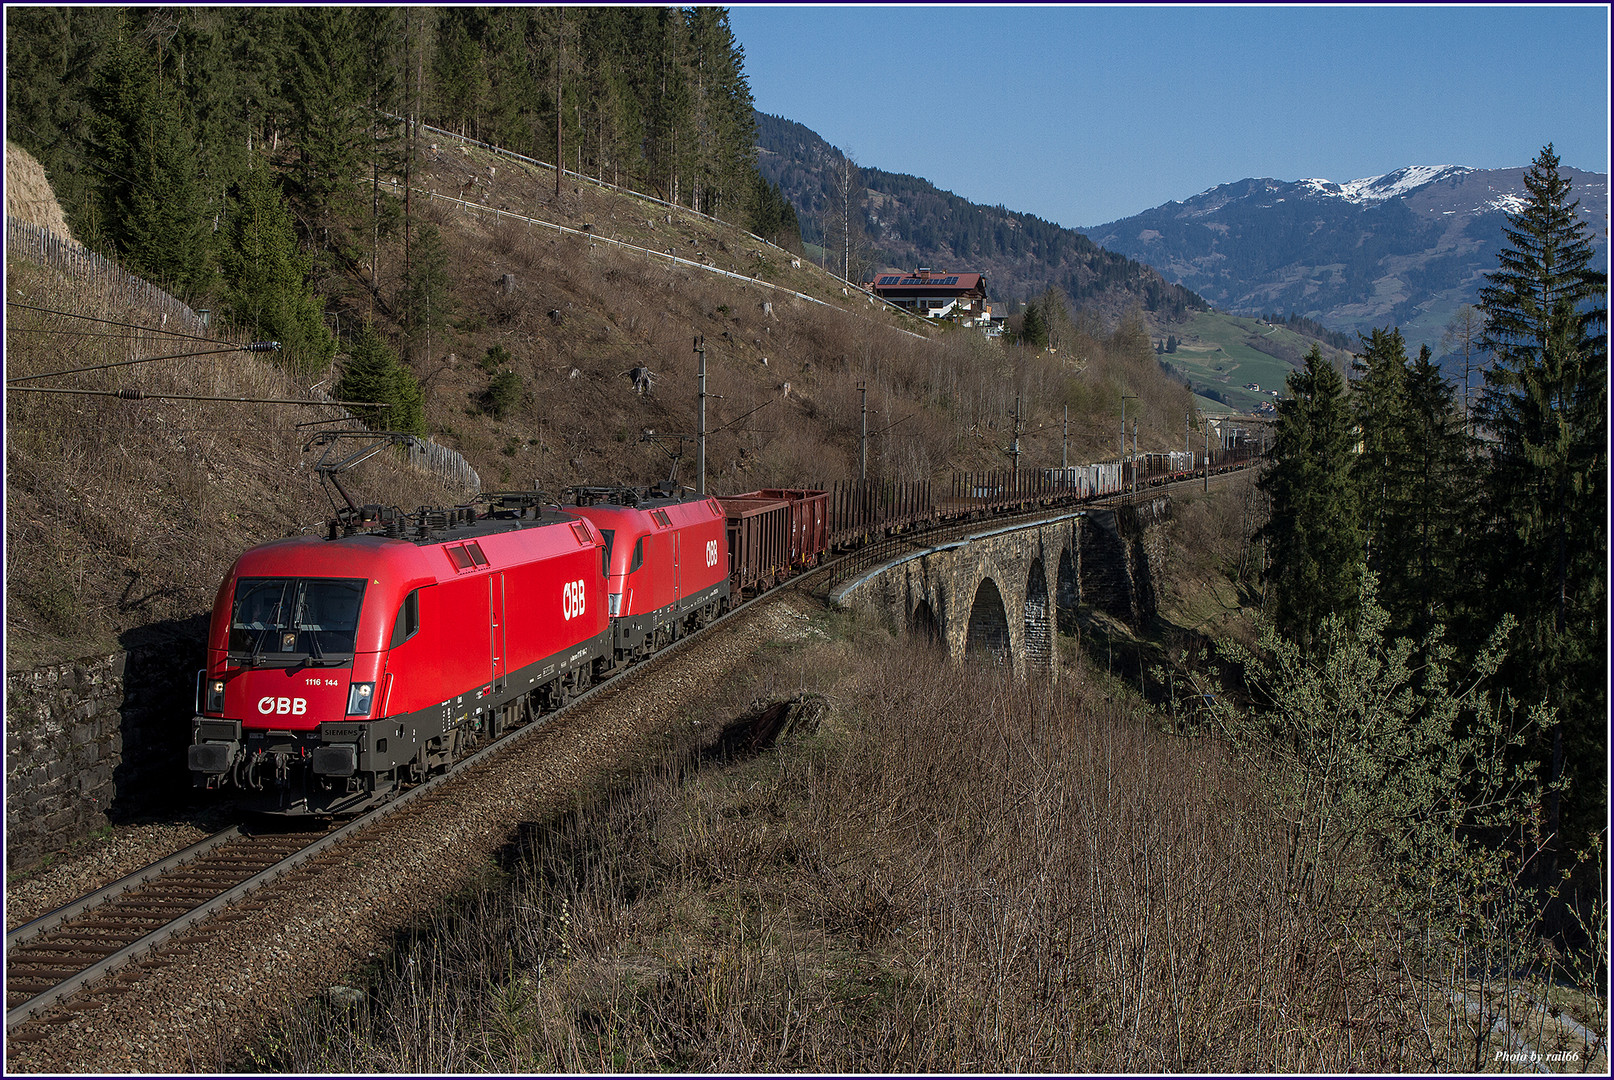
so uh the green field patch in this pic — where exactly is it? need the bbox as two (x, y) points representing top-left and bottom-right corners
(1158, 310), (1343, 413)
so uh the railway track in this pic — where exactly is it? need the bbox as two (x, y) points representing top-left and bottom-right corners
(5, 465), (1252, 1038)
(3, 550), (815, 1036)
(5, 823), (336, 1031)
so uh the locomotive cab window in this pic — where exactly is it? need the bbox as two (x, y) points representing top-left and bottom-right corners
(599, 529), (614, 576)
(229, 577), (366, 664)
(630, 537), (645, 574)
(389, 589), (420, 648)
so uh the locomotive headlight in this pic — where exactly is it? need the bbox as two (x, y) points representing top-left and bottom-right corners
(206, 679), (226, 713)
(608, 592), (622, 616)
(347, 682), (375, 716)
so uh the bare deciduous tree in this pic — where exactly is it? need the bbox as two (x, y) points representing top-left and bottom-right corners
(1440, 303), (1487, 436)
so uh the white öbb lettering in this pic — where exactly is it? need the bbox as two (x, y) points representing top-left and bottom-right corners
(706, 539), (719, 567)
(257, 696), (308, 716)
(561, 579), (586, 620)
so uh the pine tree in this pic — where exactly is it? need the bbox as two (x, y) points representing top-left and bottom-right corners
(335, 323), (424, 434)
(1474, 143), (1608, 850)
(1349, 327), (1410, 586)
(1257, 346), (1363, 648)
(220, 162), (336, 377)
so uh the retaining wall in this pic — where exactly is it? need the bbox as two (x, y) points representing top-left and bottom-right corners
(5, 624), (205, 871)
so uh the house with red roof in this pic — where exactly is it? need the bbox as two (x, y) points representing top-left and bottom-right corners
(866, 268), (993, 327)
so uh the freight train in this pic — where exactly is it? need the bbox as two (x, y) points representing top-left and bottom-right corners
(189, 446), (1255, 815)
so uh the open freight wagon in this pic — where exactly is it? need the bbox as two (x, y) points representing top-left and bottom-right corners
(716, 488), (829, 595)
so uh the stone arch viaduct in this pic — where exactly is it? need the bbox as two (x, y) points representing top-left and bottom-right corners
(828, 495), (1171, 678)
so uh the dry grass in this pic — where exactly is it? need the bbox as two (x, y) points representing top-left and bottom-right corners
(355, 141), (1197, 496)
(6, 132), (1200, 669)
(6, 140), (74, 238)
(246, 630), (1491, 1074)
(3, 260), (466, 667)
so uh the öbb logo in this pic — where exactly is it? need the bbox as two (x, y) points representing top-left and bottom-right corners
(257, 696), (307, 716)
(706, 540), (719, 567)
(561, 579), (586, 620)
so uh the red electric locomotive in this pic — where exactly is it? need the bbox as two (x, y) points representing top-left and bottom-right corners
(188, 496), (610, 814)
(567, 485), (731, 662)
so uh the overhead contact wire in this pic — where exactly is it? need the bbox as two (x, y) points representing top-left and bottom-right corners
(5, 300), (238, 346)
(6, 387), (384, 408)
(5, 344), (280, 384)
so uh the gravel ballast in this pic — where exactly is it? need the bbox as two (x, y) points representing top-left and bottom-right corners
(5, 595), (824, 1074)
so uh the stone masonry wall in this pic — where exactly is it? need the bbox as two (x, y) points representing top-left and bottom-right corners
(6, 627), (205, 872)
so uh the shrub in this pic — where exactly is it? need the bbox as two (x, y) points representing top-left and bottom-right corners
(479, 369), (523, 420)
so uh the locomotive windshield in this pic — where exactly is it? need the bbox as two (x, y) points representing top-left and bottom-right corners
(228, 577), (367, 664)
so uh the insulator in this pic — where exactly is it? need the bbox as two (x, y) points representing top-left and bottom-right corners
(117, 388), (145, 400)
(244, 341), (283, 352)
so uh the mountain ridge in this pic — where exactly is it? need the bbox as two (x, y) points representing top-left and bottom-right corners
(753, 110), (1209, 324)
(1085, 162), (1608, 355)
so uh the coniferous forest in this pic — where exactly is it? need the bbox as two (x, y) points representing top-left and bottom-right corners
(5, 6), (799, 302)
(4, 9), (1607, 1069)
(1251, 146), (1607, 945)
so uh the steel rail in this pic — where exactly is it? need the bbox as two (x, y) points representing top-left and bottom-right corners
(4, 461), (1255, 1033)
(2, 565), (795, 1034)
(5, 827), (243, 955)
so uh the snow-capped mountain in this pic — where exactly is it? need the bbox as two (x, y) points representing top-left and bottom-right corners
(1086, 164), (1607, 356)
(1297, 165), (1469, 205)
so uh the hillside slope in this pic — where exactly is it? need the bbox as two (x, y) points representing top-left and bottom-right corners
(752, 111), (1207, 322)
(5, 131), (1198, 669)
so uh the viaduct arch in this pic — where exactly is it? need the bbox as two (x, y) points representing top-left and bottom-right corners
(829, 496), (1170, 678)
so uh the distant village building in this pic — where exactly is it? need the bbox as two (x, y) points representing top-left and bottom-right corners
(867, 268), (993, 327)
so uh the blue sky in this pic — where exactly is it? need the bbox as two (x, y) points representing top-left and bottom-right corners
(728, 3), (1611, 228)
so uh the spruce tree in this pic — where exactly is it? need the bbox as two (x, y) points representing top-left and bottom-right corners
(1018, 302), (1048, 349)
(1398, 344), (1471, 641)
(400, 223), (454, 365)
(335, 323), (424, 435)
(1349, 327), (1411, 597)
(1474, 143), (1608, 850)
(432, 7), (489, 139)
(645, 8), (694, 206)
(220, 163), (337, 377)
(685, 7), (756, 217)
(284, 8), (367, 271)
(1256, 346), (1362, 648)
(85, 29), (212, 295)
